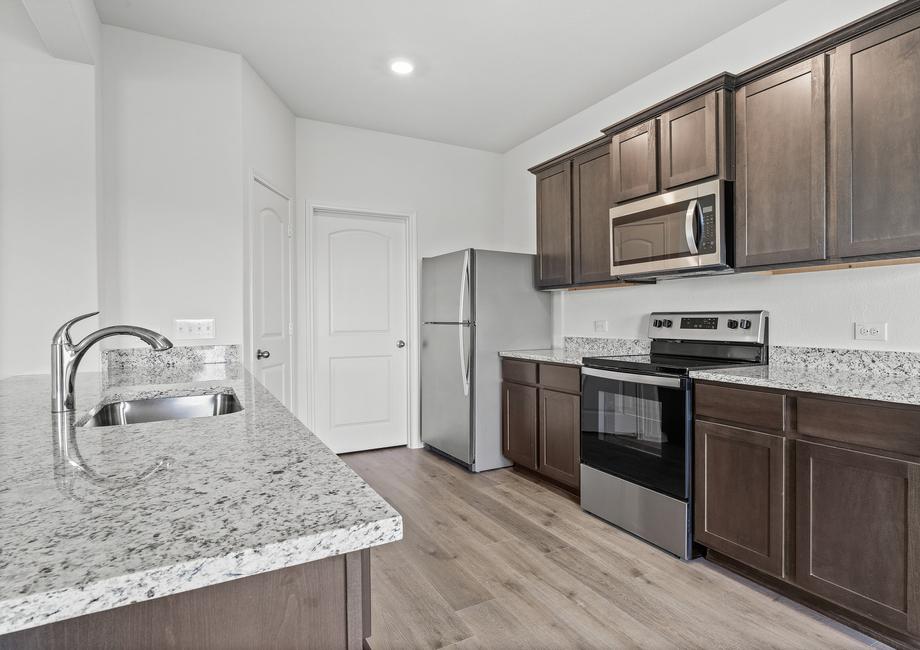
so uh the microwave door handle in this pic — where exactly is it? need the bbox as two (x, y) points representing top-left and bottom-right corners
(684, 199), (700, 255)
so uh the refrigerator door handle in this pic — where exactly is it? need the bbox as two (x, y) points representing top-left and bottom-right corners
(458, 250), (471, 396)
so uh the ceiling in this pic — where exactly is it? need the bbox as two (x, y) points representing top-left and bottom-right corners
(93, 0), (783, 152)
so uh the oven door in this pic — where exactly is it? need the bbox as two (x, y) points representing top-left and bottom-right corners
(609, 179), (723, 278)
(580, 367), (690, 500)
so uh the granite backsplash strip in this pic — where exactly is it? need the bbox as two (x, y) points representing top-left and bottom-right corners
(769, 345), (920, 376)
(563, 337), (651, 356)
(104, 344), (240, 371)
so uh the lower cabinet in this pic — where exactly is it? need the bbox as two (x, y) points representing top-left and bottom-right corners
(501, 380), (537, 469)
(795, 441), (920, 635)
(694, 381), (920, 645)
(501, 359), (581, 490)
(694, 420), (786, 578)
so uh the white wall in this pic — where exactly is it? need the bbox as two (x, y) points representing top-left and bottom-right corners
(101, 26), (244, 348)
(0, 0), (99, 378)
(499, 0), (920, 351)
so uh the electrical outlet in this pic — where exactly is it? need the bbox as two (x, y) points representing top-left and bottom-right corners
(594, 319), (609, 333)
(854, 321), (887, 341)
(175, 318), (216, 340)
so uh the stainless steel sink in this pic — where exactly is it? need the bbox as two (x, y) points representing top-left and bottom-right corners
(81, 392), (242, 428)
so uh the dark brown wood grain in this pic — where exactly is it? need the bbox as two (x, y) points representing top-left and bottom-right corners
(833, 11), (920, 258)
(695, 382), (786, 432)
(735, 56), (827, 268)
(795, 441), (918, 633)
(538, 363), (580, 394)
(535, 160), (573, 287)
(0, 552), (370, 650)
(694, 420), (786, 578)
(609, 119), (658, 203)
(538, 389), (581, 489)
(660, 91), (719, 189)
(501, 358), (538, 385)
(502, 380), (538, 470)
(796, 395), (920, 458)
(572, 143), (614, 284)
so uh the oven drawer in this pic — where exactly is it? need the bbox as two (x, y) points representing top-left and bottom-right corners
(695, 383), (786, 432)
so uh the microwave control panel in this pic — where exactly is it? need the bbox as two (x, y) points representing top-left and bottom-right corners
(697, 194), (717, 254)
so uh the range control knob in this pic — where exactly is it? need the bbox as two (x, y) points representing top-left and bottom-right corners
(739, 319), (752, 330)
(662, 319), (673, 327)
(652, 319), (663, 328)
(726, 319), (739, 329)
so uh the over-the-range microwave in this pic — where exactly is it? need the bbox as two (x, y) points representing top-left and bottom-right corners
(609, 179), (731, 280)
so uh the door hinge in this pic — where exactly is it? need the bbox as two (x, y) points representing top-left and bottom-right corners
(289, 322), (294, 336)
(287, 222), (293, 238)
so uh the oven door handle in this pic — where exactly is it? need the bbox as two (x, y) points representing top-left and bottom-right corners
(582, 367), (683, 388)
(684, 199), (700, 255)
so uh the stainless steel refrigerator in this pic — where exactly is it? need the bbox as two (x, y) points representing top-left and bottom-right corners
(421, 249), (552, 471)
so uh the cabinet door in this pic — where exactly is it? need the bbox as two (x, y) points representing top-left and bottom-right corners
(795, 441), (920, 634)
(735, 57), (826, 268)
(833, 12), (920, 258)
(572, 144), (613, 284)
(694, 421), (786, 578)
(660, 92), (719, 189)
(535, 161), (572, 287)
(502, 381), (537, 469)
(538, 389), (580, 488)
(609, 120), (658, 203)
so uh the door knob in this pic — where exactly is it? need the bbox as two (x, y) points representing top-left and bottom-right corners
(396, 340), (406, 349)
(256, 349), (271, 360)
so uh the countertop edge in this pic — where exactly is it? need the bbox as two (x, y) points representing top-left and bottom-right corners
(498, 350), (583, 367)
(0, 513), (402, 635)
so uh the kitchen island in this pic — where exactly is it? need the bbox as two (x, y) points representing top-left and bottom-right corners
(0, 364), (402, 648)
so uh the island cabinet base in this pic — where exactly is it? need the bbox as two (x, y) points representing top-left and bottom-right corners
(0, 549), (371, 650)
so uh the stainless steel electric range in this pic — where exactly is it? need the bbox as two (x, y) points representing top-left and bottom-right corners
(580, 310), (769, 559)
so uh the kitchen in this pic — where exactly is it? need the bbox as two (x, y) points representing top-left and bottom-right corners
(2, 0), (920, 648)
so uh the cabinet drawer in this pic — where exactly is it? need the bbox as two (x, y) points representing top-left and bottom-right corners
(796, 396), (920, 458)
(539, 364), (580, 393)
(502, 359), (537, 385)
(695, 383), (785, 432)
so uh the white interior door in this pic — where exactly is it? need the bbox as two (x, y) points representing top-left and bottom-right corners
(312, 210), (409, 453)
(250, 178), (292, 407)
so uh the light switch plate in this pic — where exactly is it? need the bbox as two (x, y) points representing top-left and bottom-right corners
(594, 320), (609, 333)
(175, 318), (216, 340)
(854, 321), (887, 341)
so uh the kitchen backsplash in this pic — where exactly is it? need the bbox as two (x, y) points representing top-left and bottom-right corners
(102, 344), (241, 386)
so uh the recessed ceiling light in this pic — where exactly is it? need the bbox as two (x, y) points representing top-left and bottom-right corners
(390, 59), (414, 76)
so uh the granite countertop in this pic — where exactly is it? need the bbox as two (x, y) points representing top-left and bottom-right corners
(0, 367), (402, 635)
(690, 364), (920, 407)
(498, 348), (584, 366)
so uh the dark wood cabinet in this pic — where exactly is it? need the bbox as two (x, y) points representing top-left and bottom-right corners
(538, 389), (580, 489)
(572, 144), (613, 284)
(735, 56), (826, 268)
(609, 119), (658, 203)
(694, 420), (786, 578)
(833, 11), (920, 258)
(534, 160), (572, 287)
(660, 91), (720, 190)
(501, 359), (580, 490)
(501, 380), (538, 469)
(795, 441), (920, 635)
(695, 379), (920, 646)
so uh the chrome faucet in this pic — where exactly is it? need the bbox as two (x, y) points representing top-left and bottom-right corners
(51, 311), (173, 412)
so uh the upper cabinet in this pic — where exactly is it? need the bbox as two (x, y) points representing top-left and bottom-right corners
(534, 160), (573, 288)
(572, 144), (613, 283)
(609, 120), (658, 203)
(832, 12), (920, 258)
(735, 56), (827, 268)
(660, 91), (721, 190)
(531, 139), (613, 289)
(605, 76), (735, 207)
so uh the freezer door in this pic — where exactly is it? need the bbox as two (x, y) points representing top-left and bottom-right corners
(421, 322), (473, 464)
(422, 249), (472, 324)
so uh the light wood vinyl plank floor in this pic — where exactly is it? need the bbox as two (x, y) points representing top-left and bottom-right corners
(344, 447), (889, 650)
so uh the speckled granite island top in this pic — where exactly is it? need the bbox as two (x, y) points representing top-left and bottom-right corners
(690, 364), (920, 407)
(0, 368), (402, 635)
